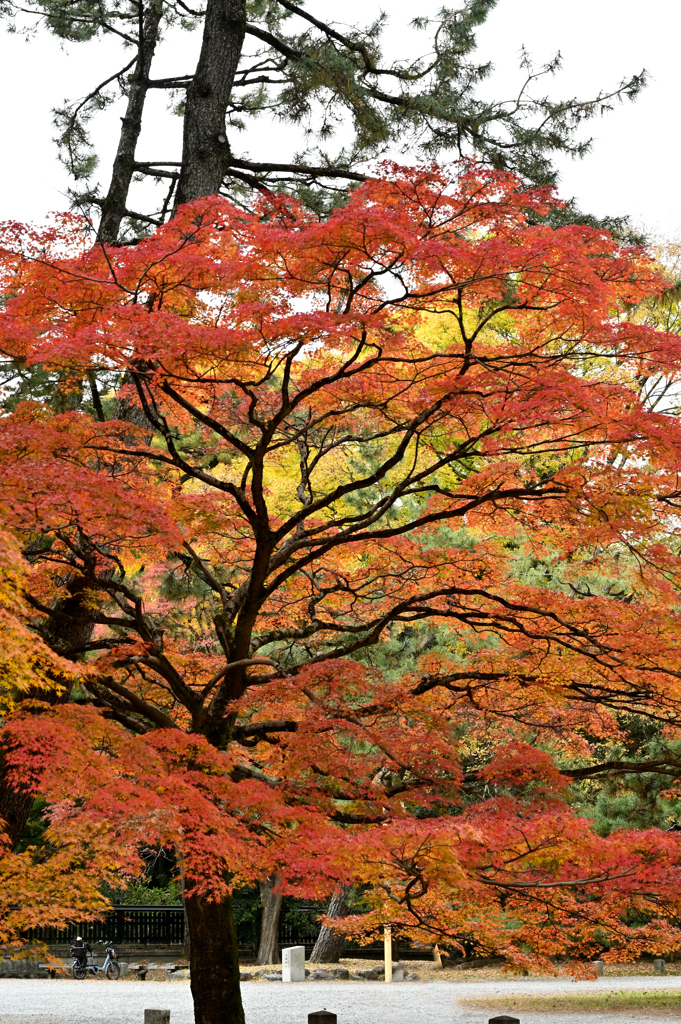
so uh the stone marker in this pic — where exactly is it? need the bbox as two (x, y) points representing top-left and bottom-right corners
(593, 960), (604, 976)
(282, 945), (306, 983)
(391, 962), (404, 982)
(489, 1017), (520, 1024)
(654, 959), (667, 975)
(144, 1011), (170, 1024)
(308, 1011), (337, 1024)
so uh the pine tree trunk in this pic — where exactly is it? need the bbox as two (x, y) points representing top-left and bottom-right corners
(255, 876), (282, 965)
(174, 0), (246, 206)
(99, 2), (163, 243)
(185, 892), (244, 1024)
(308, 885), (351, 963)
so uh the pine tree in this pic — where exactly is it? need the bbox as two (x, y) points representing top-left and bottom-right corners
(3, 0), (646, 240)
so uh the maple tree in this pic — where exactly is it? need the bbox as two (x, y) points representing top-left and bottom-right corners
(0, 531), (117, 953)
(4, 164), (681, 1021)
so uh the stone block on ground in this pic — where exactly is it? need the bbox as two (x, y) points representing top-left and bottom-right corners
(405, 972), (420, 981)
(391, 961), (404, 982)
(592, 960), (604, 976)
(144, 1011), (170, 1024)
(309, 969), (332, 980)
(282, 945), (306, 983)
(262, 972), (282, 981)
(330, 967), (349, 979)
(308, 1012), (337, 1024)
(654, 959), (666, 975)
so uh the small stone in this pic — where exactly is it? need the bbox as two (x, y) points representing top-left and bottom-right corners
(171, 969), (190, 981)
(654, 959), (667, 975)
(309, 969), (333, 980)
(405, 972), (420, 981)
(330, 967), (349, 979)
(239, 972), (254, 981)
(356, 966), (380, 979)
(262, 972), (282, 981)
(144, 1011), (170, 1024)
(391, 961), (404, 982)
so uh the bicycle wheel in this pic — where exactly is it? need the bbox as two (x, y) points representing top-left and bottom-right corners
(72, 964), (87, 980)
(106, 961), (121, 980)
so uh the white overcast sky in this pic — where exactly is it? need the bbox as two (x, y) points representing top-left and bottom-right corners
(0, 0), (677, 234)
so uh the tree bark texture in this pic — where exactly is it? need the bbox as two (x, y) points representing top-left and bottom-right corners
(175, 0), (246, 206)
(256, 875), (283, 965)
(0, 745), (34, 850)
(308, 884), (351, 963)
(186, 892), (244, 1024)
(99, 2), (163, 243)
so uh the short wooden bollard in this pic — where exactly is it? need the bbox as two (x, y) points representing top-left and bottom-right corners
(144, 1010), (170, 1024)
(654, 959), (666, 975)
(308, 1011), (337, 1024)
(489, 1016), (520, 1024)
(384, 924), (392, 983)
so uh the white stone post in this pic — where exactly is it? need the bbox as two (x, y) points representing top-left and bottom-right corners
(282, 945), (306, 983)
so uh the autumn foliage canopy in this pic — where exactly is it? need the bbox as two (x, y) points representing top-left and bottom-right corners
(4, 163), (681, 971)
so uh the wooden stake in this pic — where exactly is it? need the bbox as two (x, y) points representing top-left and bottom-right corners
(384, 925), (392, 983)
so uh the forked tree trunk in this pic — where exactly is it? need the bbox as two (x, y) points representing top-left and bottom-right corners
(99, 2), (163, 243)
(185, 892), (244, 1024)
(175, 0), (246, 206)
(308, 885), (351, 963)
(256, 875), (283, 965)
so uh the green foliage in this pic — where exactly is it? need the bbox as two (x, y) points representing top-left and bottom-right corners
(2, 0), (648, 224)
(101, 877), (183, 905)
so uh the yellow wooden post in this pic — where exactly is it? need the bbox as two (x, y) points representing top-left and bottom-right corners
(384, 924), (392, 983)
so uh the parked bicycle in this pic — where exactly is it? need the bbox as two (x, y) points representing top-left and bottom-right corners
(69, 937), (121, 980)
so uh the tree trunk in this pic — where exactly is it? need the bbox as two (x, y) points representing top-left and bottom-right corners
(99, 1), (163, 243)
(186, 892), (244, 1024)
(255, 875), (282, 965)
(308, 885), (351, 963)
(174, 0), (246, 206)
(0, 745), (34, 850)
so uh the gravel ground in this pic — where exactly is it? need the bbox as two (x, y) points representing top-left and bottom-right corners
(4, 976), (681, 1024)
